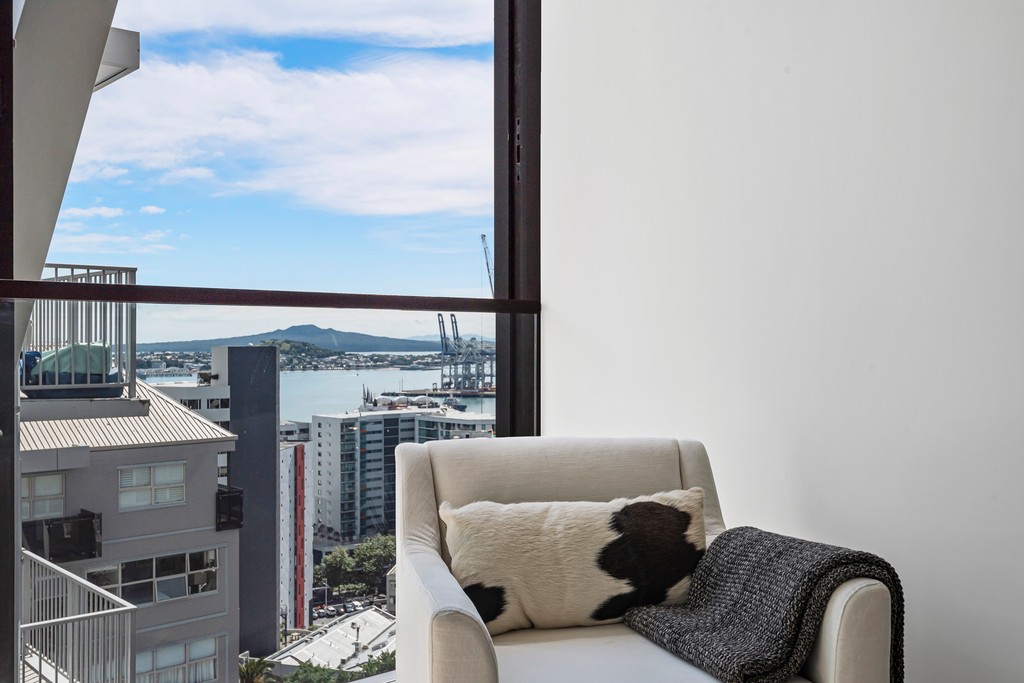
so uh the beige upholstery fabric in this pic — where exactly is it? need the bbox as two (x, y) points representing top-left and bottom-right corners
(396, 436), (892, 683)
(494, 624), (812, 683)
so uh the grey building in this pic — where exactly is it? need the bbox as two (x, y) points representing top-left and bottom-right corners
(20, 381), (242, 683)
(157, 345), (282, 657)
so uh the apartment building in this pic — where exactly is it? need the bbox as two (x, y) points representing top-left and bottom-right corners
(312, 406), (494, 551)
(20, 381), (242, 683)
(279, 441), (314, 631)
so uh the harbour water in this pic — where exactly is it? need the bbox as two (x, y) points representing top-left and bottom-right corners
(146, 367), (496, 423)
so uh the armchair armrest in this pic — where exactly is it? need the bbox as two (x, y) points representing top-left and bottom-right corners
(803, 578), (892, 683)
(397, 544), (498, 683)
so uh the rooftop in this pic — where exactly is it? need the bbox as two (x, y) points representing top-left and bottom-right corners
(19, 381), (236, 453)
(267, 607), (396, 674)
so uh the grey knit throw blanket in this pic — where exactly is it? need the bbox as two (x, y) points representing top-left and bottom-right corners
(623, 526), (904, 683)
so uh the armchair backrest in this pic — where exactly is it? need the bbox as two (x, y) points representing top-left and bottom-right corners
(397, 436), (726, 564)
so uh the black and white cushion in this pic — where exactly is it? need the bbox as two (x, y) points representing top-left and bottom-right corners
(439, 488), (706, 636)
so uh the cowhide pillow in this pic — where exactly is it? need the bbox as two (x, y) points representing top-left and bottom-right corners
(438, 488), (706, 636)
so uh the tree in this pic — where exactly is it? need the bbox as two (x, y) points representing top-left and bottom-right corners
(350, 534), (395, 594)
(321, 547), (356, 588)
(239, 657), (277, 683)
(286, 661), (348, 683)
(359, 650), (396, 676)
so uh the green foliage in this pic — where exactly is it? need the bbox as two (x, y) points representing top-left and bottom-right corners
(286, 662), (346, 683)
(360, 650), (396, 675)
(321, 547), (356, 588)
(350, 534), (396, 594)
(285, 656), (394, 682)
(320, 535), (395, 595)
(239, 657), (277, 683)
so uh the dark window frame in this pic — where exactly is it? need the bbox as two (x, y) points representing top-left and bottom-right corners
(0, 1), (539, 671)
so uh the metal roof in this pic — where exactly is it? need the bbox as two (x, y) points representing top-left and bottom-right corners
(20, 382), (237, 452)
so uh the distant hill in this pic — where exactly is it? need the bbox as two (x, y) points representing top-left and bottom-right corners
(138, 324), (441, 353)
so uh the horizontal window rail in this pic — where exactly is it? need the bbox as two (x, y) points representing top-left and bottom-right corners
(0, 279), (540, 314)
(21, 549), (135, 683)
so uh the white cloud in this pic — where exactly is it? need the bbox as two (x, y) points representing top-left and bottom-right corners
(139, 205), (167, 214)
(59, 206), (126, 218)
(160, 167), (215, 184)
(74, 50), (493, 216)
(113, 0), (492, 47)
(50, 229), (176, 255)
(69, 165), (128, 182)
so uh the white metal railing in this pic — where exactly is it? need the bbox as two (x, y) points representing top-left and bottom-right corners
(20, 264), (137, 400)
(20, 549), (136, 683)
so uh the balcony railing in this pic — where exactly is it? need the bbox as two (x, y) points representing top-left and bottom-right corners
(216, 484), (244, 531)
(22, 510), (102, 564)
(20, 549), (135, 683)
(20, 264), (137, 400)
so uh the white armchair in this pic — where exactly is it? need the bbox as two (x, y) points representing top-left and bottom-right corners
(396, 437), (892, 683)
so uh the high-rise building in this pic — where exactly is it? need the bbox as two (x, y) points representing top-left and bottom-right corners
(312, 404), (494, 551)
(279, 441), (314, 630)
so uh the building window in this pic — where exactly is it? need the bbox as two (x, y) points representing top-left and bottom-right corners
(21, 473), (65, 520)
(87, 549), (218, 606)
(181, 398), (201, 409)
(119, 463), (186, 510)
(207, 397), (230, 409)
(136, 636), (218, 683)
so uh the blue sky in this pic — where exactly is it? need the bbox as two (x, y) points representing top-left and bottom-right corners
(52, 1), (496, 342)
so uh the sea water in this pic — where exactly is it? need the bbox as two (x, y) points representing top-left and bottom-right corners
(147, 367), (496, 423)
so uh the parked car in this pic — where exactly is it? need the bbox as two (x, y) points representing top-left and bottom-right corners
(343, 602), (355, 613)
(315, 608), (327, 619)
(325, 606), (337, 617)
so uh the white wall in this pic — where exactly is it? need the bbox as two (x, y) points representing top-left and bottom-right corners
(541, 2), (1024, 680)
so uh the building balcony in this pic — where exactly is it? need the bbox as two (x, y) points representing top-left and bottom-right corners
(216, 484), (244, 531)
(19, 264), (137, 403)
(20, 549), (135, 683)
(21, 509), (102, 564)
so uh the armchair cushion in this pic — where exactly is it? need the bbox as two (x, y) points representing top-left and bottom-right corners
(439, 488), (706, 636)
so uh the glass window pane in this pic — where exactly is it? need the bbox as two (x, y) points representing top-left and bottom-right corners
(120, 467), (150, 488)
(157, 576), (187, 601)
(157, 671), (185, 683)
(33, 474), (63, 496)
(54, 9), (496, 298)
(153, 463), (184, 485)
(155, 643), (186, 668)
(20, 500), (30, 520)
(21, 477), (29, 497)
(154, 485), (185, 504)
(188, 660), (216, 683)
(188, 638), (216, 660)
(189, 550), (217, 571)
(121, 558), (153, 582)
(136, 650), (154, 673)
(120, 489), (152, 508)
(122, 582), (154, 606)
(188, 570), (216, 595)
(156, 554), (186, 577)
(32, 497), (64, 519)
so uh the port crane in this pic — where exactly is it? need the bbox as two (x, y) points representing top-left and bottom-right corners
(437, 313), (494, 393)
(481, 233), (494, 297)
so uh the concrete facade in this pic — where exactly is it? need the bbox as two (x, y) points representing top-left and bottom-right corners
(19, 383), (241, 682)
